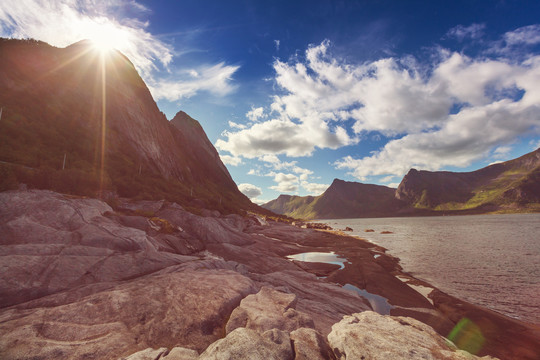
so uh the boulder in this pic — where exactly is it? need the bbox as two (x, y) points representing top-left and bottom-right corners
(327, 312), (497, 360)
(164, 347), (199, 360)
(199, 327), (293, 360)
(225, 286), (314, 334)
(124, 347), (169, 360)
(123, 346), (199, 360)
(290, 327), (336, 360)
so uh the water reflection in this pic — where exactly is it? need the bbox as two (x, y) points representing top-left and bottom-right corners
(286, 251), (347, 269)
(343, 283), (394, 315)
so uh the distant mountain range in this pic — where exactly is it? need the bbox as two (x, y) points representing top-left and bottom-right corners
(262, 148), (540, 219)
(0, 38), (260, 214)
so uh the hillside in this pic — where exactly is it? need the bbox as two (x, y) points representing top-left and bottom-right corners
(263, 179), (406, 219)
(396, 148), (540, 212)
(264, 149), (540, 219)
(0, 38), (257, 214)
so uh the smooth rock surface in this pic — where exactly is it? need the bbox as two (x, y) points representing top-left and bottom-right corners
(328, 311), (496, 360)
(199, 327), (293, 360)
(291, 327), (336, 360)
(0, 268), (256, 359)
(226, 286), (314, 334)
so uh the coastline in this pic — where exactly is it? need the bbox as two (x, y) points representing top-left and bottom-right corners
(1, 190), (539, 359)
(298, 225), (540, 359)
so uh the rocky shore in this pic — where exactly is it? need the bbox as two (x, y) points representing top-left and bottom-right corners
(0, 190), (539, 359)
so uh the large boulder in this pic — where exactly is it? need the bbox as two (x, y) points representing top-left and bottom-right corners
(225, 286), (314, 334)
(327, 312), (497, 360)
(199, 327), (293, 360)
(290, 327), (336, 360)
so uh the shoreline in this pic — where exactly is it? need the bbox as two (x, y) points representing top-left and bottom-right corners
(310, 215), (540, 327)
(1, 190), (539, 359)
(296, 225), (540, 359)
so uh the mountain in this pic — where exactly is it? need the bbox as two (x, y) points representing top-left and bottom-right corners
(264, 149), (540, 219)
(262, 179), (406, 219)
(0, 38), (255, 214)
(396, 147), (540, 212)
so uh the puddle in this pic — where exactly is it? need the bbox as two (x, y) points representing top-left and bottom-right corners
(397, 276), (434, 305)
(343, 283), (394, 315)
(286, 251), (347, 270)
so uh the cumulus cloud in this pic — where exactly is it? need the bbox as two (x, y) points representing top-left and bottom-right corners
(269, 172), (299, 192)
(301, 181), (329, 195)
(0, 0), (239, 102)
(246, 106), (265, 122)
(216, 29), (540, 180)
(237, 183), (262, 199)
(335, 50), (540, 179)
(220, 154), (242, 166)
(249, 155), (322, 194)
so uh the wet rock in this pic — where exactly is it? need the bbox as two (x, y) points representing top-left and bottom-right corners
(199, 327), (293, 360)
(226, 286), (314, 334)
(328, 311), (496, 360)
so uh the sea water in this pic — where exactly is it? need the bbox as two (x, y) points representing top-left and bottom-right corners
(321, 213), (540, 324)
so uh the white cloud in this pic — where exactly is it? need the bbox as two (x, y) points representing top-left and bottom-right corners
(301, 181), (329, 195)
(248, 168), (263, 176)
(246, 106), (265, 122)
(504, 24), (540, 46)
(150, 62), (239, 101)
(218, 35), (540, 179)
(0, 0), (171, 79)
(493, 146), (512, 158)
(0, 0), (239, 102)
(445, 23), (486, 41)
(228, 121), (246, 129)
(267, 172), (299, 193)
(220, 154), (242, 166)
(274, 39), (280, 51)
(530, 139), (540, 150)
(237, 183), (262, 199)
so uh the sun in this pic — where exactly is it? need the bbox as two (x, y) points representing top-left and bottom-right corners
(86, 23), (126, 54)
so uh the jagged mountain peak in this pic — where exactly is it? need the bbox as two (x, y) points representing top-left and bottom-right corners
(0, 38), (256, 214)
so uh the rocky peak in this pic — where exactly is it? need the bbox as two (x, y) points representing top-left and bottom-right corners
(0, 38), (254, 213)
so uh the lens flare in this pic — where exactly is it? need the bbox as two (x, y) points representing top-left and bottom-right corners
(447, 318), (485, 355)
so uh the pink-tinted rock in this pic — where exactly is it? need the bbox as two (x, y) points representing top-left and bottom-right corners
(226, 286), (314, 334)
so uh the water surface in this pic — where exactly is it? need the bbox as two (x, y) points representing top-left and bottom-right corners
(286, 251), (347, 269)
(323, 214), (540, 324)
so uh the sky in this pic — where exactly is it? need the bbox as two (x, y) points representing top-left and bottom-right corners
(2, 0), (540, 204)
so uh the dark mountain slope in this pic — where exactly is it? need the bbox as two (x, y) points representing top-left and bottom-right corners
(263, 148), (540, 219)
(262, 179), (406, 219)
(396, 148), (540, 212)
(0, 38), (256, 213)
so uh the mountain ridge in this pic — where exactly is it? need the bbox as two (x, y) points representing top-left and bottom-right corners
(0, 38), (259, 214)
(263, 148), (540, 219)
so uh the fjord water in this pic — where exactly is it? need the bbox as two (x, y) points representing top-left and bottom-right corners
(323, 214), (540, 324)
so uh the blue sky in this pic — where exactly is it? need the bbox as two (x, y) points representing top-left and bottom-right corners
(2, 0), (540, 203)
